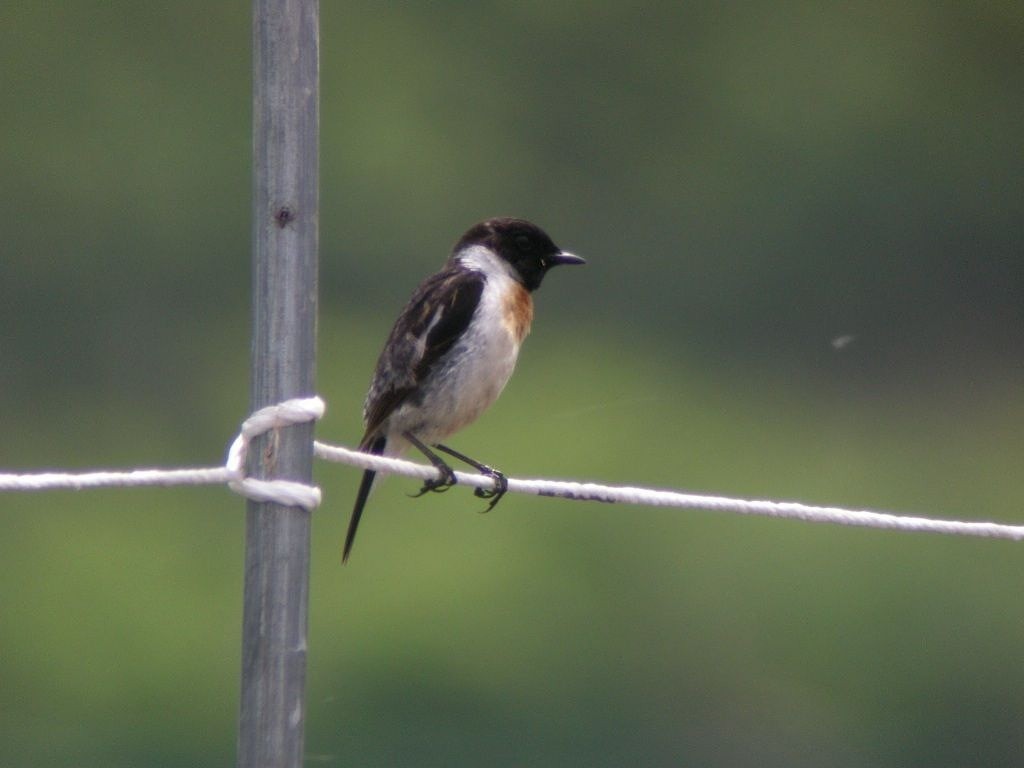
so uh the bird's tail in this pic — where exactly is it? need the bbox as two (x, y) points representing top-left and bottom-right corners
(342, 434), (387, 564)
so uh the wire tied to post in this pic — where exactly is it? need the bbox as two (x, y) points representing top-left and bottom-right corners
(0, 396), (325, 511)
(226, 396), (325, 509)
(2, 395), (1023, 542)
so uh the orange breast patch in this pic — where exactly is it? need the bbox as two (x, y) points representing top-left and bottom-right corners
(502, 283), (534, 344)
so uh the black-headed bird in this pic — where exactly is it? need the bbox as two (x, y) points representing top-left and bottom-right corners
(343, 218), (584, 562)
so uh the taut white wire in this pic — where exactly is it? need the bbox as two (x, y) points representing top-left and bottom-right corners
(3, 397), (1021, 542)
(312, 441), (1024, 541)
(0, 467), (233, 492)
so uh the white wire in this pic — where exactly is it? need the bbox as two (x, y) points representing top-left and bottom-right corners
(2, 396), (1021, 541)
(0, 467), (233, 492)
(312, 440), (1024, 541)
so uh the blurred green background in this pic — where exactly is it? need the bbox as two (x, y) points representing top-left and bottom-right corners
(2, 2), (1023, 766)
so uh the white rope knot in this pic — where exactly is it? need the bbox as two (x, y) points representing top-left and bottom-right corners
(227, 396), (325, 510)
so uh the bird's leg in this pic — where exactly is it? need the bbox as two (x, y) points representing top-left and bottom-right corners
(403, 432), (457, 496)
(434, 443), (508, 513)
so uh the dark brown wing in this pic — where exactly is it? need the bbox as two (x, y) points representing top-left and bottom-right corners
(360, 265), (485, 443)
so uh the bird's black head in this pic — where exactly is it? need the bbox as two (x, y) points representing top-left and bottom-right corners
(453, 217), (585, 291)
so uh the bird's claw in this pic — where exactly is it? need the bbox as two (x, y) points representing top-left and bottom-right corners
(410, 465), (457, 498)
(473, 467), (508, 513)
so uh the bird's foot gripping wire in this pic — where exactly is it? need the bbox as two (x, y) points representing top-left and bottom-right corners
(433, 443), (508, 513)
(472, 467), (507, 513)
(403, 432), (458, 497)
(410, 463), (457, 497)
(403, 434), (509, 512)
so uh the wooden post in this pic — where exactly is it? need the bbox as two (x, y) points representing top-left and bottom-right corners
(238, 2), (318, 767)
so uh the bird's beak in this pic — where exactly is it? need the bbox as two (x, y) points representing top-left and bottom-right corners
(550, 251), (586, 267)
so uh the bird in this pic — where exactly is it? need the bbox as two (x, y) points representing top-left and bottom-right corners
(342, 217), (585, 562)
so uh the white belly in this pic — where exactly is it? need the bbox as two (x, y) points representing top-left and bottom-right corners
(386, 271), (525, 447)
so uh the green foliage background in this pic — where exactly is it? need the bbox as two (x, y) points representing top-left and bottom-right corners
(2, 2), (1022, 766)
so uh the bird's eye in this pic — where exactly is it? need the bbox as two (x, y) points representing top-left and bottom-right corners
(515, 235), (534, 252)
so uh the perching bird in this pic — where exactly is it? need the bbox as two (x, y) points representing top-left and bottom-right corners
(343, 217), (585, 562)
